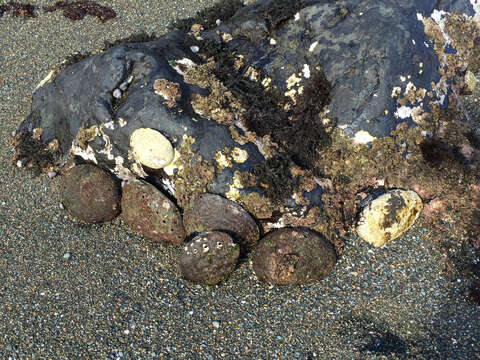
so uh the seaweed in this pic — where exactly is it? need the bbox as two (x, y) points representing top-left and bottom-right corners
(11, 132), (60, 175)
(263, 0), (303, 31)
(43, 1), (116, 22)
(170, 0), (243, 31)
(253, 155), (298, 204)
(0, 2), (36, 19)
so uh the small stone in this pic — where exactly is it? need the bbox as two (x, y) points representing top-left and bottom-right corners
(252, 228), (337, 285)
(130, 128), (174, 169)
(63, 252), (71, 260)
(121, 179), (185, 244)
(112, 88), (122, 99)
(190, 45), (199, 53)
(212, 321), (220, 328)
(180, 231), (239, 285)
(60, 164), (121, 223)
(47, 171), (57, 178)
(356, 189), (423, 247)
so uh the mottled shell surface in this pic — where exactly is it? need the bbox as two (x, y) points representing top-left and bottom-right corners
(252, 228), (337, 285)
(356, 189), (423, 247)
(121, 179), (185, 244)
(180, 231), (240, 285)
(61, 164), (121, 223)
(183, 193), (259, 254)
(130, 128), (174, 169)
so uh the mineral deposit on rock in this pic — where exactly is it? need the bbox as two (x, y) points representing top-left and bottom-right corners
(183, 193), (259, 254)
(356, 189), (423, 247)
(60, 164), (121, 223)
(180, 231), (240, 285)
(252, 228), (337, 285)
(121, 179), (185, 244)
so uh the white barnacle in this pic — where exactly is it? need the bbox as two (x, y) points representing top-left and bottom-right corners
(193, 248), (199, 254)
(202, 244), (209, 253)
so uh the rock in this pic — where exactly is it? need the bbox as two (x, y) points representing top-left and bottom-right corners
(183, 193), (259, 254)
(60, 164), (121, 223)
(130, 128), (174, 169)
(252, 228), (336, 285)
(13, 0), (479, 242)
(356, 189), (423, 247)
(180, 231), (239, 285)
(121, 179), (185, 244)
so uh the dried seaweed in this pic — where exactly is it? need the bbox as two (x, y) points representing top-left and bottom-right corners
(43, 1), (116, 22)
(0, 2), (36, 19)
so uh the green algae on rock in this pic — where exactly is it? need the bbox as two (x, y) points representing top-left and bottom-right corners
(121, 179), (185, 245)
(61, 164), (121, 223)
(180, 231), (240, 285)
(183, 193), (259, 255)
(252, 228), (337, 285)
(356, 189), (423, 248)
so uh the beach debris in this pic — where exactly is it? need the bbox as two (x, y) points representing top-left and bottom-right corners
(183, 193), (259, 255)
(356, 189), (423, 247)
(60, 164), (121, 223)
(252, 228), (337, 285)
(180, 231), (239, 285)
(121, 179), (185, 244)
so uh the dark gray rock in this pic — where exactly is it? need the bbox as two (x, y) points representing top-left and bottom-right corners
(14, 0), (475, 224)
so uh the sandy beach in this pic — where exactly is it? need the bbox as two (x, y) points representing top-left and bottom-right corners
(0, 1), (479, 358)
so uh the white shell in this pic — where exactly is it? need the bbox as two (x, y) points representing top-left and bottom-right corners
(130, 128), (174, 169)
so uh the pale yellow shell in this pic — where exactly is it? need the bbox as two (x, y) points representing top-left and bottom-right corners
(130, 128), (174, 169)
(356, 189), (422, 247)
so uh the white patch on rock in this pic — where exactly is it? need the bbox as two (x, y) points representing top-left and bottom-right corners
(309, 41), (318, 52)
(394, 106), (412, 119)
(70, 143), (98, 164)
(170, 58), (196, 76)
(162, 178), (175, 195)
(353, 130), (376, 145)
(103, 121), (114, 130)
(302, 64), (310, 79)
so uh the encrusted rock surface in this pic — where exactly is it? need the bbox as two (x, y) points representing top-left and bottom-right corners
(60, 164), (121, 223)
(252, 228), (337, 285)
(121, 179), (185, 244)
(356, 189), (423, 247)
(180, 231), (240, 285)
(12, 0), (480, 247)
(183, 193), (259, 254)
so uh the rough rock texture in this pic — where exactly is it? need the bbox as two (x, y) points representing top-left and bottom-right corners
(180, 231), (240, 285)
(60, 164), (121, 223)
(183, 193), (259, 254)
(121, 179), (185, 244)
(252, 228), (336, 285)
(13, 0), (480, 244)
(356, 189), (423, 247)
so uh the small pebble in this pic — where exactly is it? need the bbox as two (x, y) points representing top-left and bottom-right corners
(59, 203), (64, 210)
(47, 171), (57, 178)
(190, 45), (199, 53)
(63, 252), (71, 260)
(112, 88), (122, 99)
(212, 321), (220, 328)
